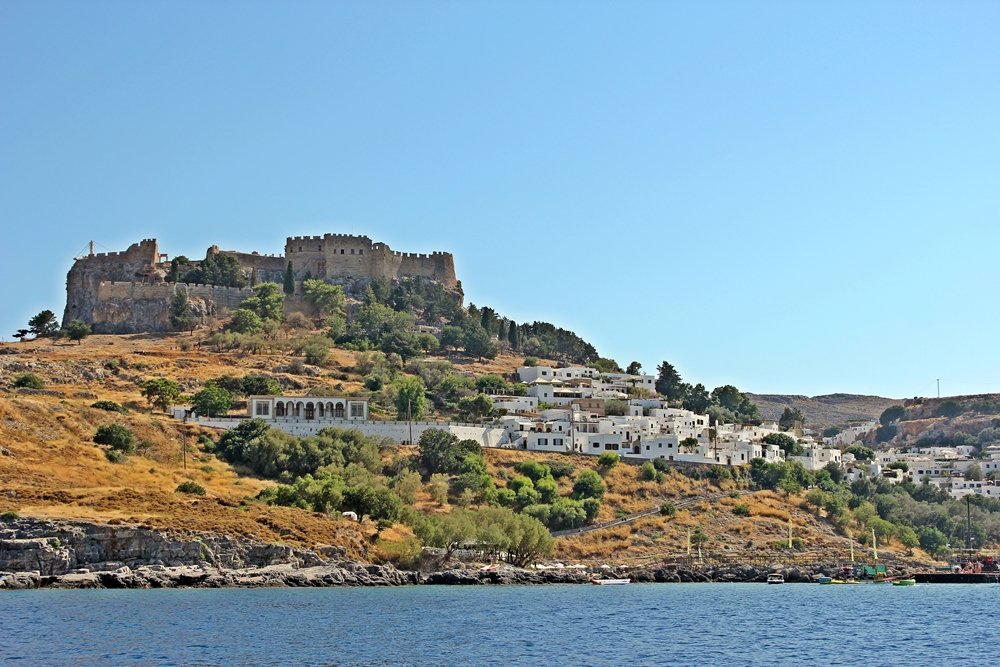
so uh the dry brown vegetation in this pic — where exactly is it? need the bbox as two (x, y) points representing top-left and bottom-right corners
(1, 332), (865, 565)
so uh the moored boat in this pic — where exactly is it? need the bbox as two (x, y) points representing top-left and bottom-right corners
(591, 578), (630, 585)
(766, 573), (784, 584)
(892, 578), (916, 586)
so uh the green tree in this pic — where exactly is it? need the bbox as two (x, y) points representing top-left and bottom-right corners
(572, 469), (605, 499)
(240, 283), (284, 321)
(440, 325), (464, 351)
(763, 433), (801, 457)
(462, 322), (498, 360)
(655, 361), (685, 401)
(302, 279), (345, 317)
(626, 361), (642, 375)
(592, 358), (622, 373)
(418, 429), (481, 474)
(283, 261), (296, 295)
(680, 437), (701, 453)
(170, 290), (196, 331)
(682, 383), (711, 413)
(93, 424), (136, 454)
(394, 376), (427, 421)
(192, 384), (233, 417)
(229, 308), (264, 334)
(141, 378), (182, 412)
(241, 374), (282, 396)
(711, 385), (760, 421)
(966, 463), (983, 481)
(64, 319), (91, 344)
(779, 407), (804, 431)
(13, 328), (30, 342)
(457, 393), (494, 421)
(845, 444), (875, 461)
(28, 310), (59, 337)
(342, 484), (403, 524)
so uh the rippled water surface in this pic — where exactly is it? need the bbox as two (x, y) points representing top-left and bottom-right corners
(3, 583), (998, 665)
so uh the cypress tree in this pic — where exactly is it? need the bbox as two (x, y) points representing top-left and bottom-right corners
(283, 261), (295, 295)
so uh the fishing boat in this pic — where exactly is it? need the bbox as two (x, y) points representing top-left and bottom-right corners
(892, 578), (916, 586)
(766, 573), (784, 585)
(590, 578), (630, 585)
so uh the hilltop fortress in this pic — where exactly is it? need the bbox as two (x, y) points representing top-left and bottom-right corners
(64, 234), (461, 333)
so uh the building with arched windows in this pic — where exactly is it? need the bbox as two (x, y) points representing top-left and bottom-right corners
(247, 395), (368, 422)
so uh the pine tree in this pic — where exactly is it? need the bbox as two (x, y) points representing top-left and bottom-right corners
(507, 320), (519, 349)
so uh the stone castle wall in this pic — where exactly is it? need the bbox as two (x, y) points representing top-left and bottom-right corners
(64, 233), (460, 334)
(89, 282), (255, 333)
(284, 234), (459, 288)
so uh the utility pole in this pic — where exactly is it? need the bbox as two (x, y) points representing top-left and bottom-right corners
(407, 398), (413, 446)
(937, 379), (940, 398)
(966, 495), (973, 552)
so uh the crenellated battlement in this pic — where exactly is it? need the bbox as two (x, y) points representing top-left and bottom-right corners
(66, 232), (461, 334)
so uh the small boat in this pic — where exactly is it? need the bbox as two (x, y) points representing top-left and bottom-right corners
(591, 578), (630, 585)
(892, 578), (916, 586)
(817, 576), (833, 584)
(821, 579), (860, 585)
(767, 573), (784, 585)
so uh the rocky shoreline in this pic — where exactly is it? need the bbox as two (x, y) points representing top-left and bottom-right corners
(1, 517), (907, 590)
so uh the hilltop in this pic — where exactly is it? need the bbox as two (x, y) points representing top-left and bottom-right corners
(747, 393), (899, 427)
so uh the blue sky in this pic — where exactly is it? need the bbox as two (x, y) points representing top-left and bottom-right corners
(2, 1), (998, 399)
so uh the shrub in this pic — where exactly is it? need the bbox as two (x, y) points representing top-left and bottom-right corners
(91, 400), (127, 413)
(93, 424), (136, 453)
(14, 373), (44, 389)
(639, 461), (663, 482)
(732, 503), (751, 517)
(572, 469), (605, 500)
(935, 400), (962, 418)
(546, 460), (576, 479)
(176, 481), (207, 496)
(1, 511), (19, 521)
(597, 452), (620, 469)
(105, 450), (128, 463)
(660, 501), (676, 516)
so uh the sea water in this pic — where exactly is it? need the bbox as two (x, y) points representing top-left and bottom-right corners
(2, 583), (997, 666)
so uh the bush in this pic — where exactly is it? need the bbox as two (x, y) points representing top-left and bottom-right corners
(572, 469), (605, 500)
(176, 481), (207, 496)
(935, 400), (963, 418)
(732, 503), (751, 517)
(597, 452), (620, 469)
(105, 450), (128, 464)
(13, 373), (44, 389)
(93, 424), (136, 453)
(546, 460), (576, 479)
(639, 461), (663, 482)
(1, 511), (19, 521)
(660, 501), (676, 516)
(91, 400), (127, 413)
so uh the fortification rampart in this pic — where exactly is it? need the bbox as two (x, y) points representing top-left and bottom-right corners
(64, 232), (461, 333)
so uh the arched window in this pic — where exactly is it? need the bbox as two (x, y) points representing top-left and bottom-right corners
(317, 403), (324, 418)
(334, 402), (345, 419)
(305, 402), (315, 420)
(275, 402), (285, 417)
(295, 402), (304, 418)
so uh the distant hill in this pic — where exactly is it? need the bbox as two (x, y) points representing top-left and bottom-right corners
(747, 393), (900, 427)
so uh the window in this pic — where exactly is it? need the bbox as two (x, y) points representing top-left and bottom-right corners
(538, 438), (548, 446)
(553, 438), (563, 446)
(298, 246), (302, 252)
(255, 402), (270, 416)
(359, 250), (363, 255)
(350, 402), (365, 418)
(341, 249), (345, 254)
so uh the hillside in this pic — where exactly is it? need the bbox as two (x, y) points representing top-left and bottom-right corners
(864, 394), (1000, 448)
(747, 392), (899, 426)
(0, 332), (920, 567)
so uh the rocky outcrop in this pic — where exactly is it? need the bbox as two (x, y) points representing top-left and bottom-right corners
(0, 517), (334, 576)
(0, 517), (912, 590)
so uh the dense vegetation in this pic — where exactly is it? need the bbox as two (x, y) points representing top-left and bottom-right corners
(207, 420), (617, 562)
(746, 458), (1000, 557)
